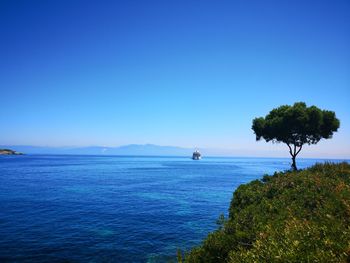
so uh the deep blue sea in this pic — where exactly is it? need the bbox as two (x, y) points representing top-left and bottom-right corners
(0, 155), (347, 262)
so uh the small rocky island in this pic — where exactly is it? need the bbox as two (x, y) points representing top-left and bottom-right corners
(0, 149), (23, 155)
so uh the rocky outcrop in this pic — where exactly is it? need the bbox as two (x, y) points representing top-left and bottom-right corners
(0, 149), (23, 155)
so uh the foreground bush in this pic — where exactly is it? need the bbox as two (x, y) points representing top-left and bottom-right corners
(183, 162), (350, 262)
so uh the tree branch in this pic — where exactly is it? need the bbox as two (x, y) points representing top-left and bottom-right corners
(295, 144), (303, 156)
(286, 143), (293, 157)
(293, 144), (297, 157)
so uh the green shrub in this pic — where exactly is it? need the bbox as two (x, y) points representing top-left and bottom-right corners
(184, 162), (350, 263)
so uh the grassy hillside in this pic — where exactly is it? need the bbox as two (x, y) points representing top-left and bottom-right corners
(183, 162), (350, 263)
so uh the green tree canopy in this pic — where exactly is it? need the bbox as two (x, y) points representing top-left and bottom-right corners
(252, 102), (340, 170)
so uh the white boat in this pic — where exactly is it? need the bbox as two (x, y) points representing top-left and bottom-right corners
(192, 150), (201, 160)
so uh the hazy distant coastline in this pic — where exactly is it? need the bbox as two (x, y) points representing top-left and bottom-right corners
(0, 144), (192, 156)
(0, 149), (23, 155)
(1, 144), (349, 159)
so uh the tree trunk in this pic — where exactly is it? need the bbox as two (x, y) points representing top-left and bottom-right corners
(286, 143), (301, 171)
(291, 155), (297, 171)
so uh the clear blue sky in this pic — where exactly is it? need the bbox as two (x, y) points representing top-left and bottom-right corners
(1, 0), (349, 157)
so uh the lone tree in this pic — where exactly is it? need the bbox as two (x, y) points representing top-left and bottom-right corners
(252, 102), (340, 170)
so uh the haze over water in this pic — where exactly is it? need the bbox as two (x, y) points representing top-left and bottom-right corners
(0, 155), (347, 262)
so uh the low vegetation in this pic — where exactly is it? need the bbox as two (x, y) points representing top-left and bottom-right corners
(181, 162), (350, 262)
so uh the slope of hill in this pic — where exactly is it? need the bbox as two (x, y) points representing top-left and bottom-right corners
(183, 162), (350, 262)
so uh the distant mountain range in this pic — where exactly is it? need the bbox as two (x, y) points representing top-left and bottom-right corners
(2, 144), (347, 158)
(0, 144), (194, 156)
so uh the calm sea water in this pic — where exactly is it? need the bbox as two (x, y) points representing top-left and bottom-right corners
(0, 155), (346, 262)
